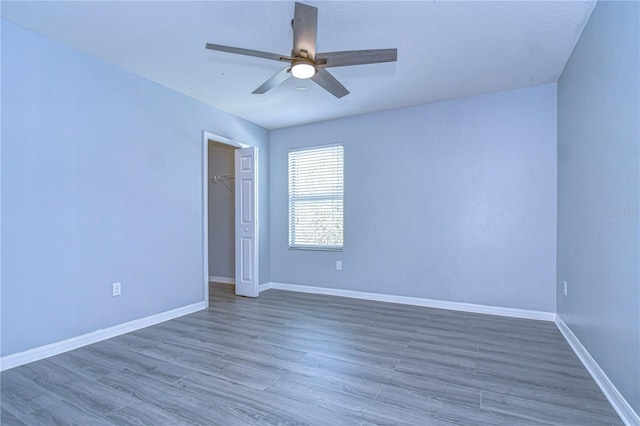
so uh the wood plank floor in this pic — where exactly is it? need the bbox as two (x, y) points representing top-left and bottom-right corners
(1, 283), (622, 425)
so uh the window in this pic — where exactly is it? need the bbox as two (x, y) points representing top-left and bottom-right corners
(289, 144), (344, 250)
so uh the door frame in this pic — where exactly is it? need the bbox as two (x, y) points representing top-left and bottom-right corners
(201, 131), (250, 307)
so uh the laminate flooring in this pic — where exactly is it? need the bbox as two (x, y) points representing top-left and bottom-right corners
(1, 283), (623, 425)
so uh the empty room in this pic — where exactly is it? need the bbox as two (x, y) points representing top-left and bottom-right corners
(1, 1), (638, 425)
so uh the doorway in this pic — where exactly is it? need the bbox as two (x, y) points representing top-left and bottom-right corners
(208, 141), (236, 285)
(202, 131), (259, 305)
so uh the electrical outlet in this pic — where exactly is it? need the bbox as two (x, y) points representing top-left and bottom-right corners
(336, 260), (343, 271)
(112, 282), (122, 297)
(563, 281), (568, 297)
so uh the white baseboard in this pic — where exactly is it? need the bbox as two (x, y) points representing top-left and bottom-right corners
(262, 282), (555, 321)
(555, 317), (639, 425)
(258, 282), (273, 293)
(209, 276), (235, 285)
(0, 301), (206, 372)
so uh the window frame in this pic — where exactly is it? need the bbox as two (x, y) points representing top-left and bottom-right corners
(288, 143), (344, 251)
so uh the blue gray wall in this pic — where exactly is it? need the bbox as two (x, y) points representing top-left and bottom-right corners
(1, 20), (269, 357)
(270, 84), (557, 312)
(557, 0), (639, 414)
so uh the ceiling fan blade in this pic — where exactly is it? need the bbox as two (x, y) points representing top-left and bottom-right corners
(316, 49), (398, 68)
(205, 43), (290, 62)
(252, 67), (292, 94)
(292, 2), (318, 59)
(311, 68), (349, 98)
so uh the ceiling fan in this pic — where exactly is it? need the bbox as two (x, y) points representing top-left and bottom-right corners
(205, 2), (398, 98)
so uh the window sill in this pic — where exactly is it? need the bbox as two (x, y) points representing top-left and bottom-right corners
(289, 246), (344, 252)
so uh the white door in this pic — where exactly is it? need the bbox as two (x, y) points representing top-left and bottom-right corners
(235, 147), (259, 297)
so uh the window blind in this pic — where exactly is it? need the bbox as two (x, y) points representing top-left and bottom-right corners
(288, 144), (344, 250)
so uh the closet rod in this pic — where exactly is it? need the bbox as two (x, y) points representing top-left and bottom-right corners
(209, 174), (235, 193)
(209, 174), (235, 181)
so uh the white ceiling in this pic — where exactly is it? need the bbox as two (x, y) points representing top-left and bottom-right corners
(2, 1), (596, 130)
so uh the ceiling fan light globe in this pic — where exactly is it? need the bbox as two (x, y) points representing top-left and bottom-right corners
(291, 62), (316, 79)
